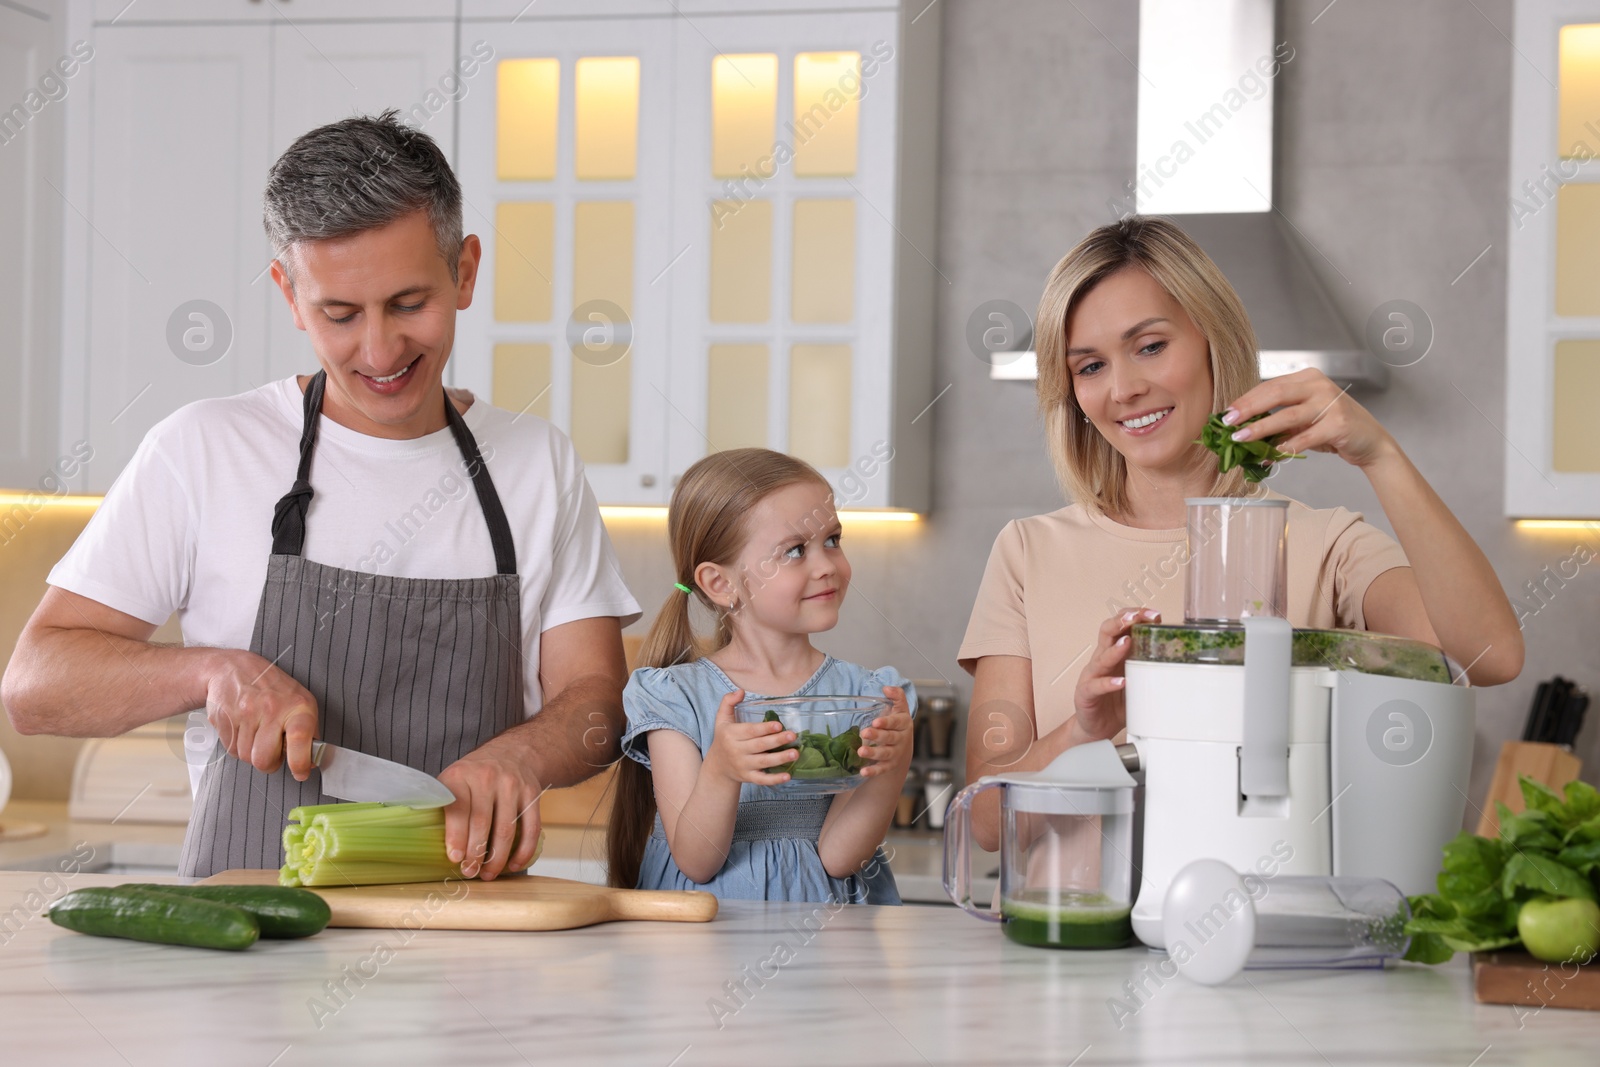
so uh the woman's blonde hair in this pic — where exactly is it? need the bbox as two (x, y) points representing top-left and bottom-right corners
(606, 448), (830, 889)
(1034, 215), (1261, 516)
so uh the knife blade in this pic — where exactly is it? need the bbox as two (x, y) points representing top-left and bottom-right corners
(311, 741), (456, 809)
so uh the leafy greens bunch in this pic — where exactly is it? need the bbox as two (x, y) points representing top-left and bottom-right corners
(763, 710), (867, 780)
(1404, 775), (1600, 965)
(1194, 412), (1303, 483)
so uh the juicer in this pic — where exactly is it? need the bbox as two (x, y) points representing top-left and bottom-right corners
(1122, 498), (1474, 948)
(944, 497), (1475, 953)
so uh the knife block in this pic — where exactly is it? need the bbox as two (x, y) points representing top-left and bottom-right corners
(1474, 740), (1582, 838)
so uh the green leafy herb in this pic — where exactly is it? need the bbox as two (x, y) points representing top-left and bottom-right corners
(763, 710), (866, 779)
(1404, 775), (1600, 964)
(1194, 412), (1303, 482)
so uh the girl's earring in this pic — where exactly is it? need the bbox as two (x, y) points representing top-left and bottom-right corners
(1081, 413), (1090, 424)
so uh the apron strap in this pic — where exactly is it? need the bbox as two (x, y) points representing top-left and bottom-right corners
(444, 395), (518, 576)
(269, 372), (517, 575)
(269, 370), (326, 557)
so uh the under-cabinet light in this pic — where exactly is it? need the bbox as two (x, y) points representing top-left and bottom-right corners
(1514, 519), (1600, 532)
(600, 506), (921, 523)
(0, 492), (102, 508)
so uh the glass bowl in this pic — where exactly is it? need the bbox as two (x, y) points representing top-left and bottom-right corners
(734, 696), (893, 797)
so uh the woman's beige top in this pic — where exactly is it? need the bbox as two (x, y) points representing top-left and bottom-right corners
(957, 492), (1411, 737)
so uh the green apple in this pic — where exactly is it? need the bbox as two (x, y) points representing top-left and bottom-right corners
(1517, 897), (1600, 964)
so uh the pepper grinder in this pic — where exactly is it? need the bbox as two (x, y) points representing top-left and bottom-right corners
(925, 697), (956, 759)
(923, 767), (954, 830)
(894, 767), (923, 829)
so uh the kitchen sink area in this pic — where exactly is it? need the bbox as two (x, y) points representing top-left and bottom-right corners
(0, 800), (186, 880)
(0, 839), (181, 878)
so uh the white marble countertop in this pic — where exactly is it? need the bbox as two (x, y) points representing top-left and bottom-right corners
(1, 870), (1590, 1066)
(0, 801), (989, 904)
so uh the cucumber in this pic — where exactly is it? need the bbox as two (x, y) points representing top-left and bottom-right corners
(123, 884), (331, 939)
(49, 887), (259, 951)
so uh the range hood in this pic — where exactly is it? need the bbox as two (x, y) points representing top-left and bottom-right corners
(993, 0), (1386, 389)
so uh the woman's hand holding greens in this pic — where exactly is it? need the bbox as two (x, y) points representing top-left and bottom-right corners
(1221, 367), (1395, 471)
(1224, 368), (1524, 686)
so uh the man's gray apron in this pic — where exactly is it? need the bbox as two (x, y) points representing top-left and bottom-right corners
(179, 371), (524, 877)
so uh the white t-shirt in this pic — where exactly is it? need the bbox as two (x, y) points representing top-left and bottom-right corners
(50, 378), (643, 722)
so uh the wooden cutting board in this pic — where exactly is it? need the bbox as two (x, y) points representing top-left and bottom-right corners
(1473, 949), (1600, 1011)
(199, 869), (717, 931)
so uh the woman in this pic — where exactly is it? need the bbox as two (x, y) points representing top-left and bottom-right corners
(959, 216), (1522, 850)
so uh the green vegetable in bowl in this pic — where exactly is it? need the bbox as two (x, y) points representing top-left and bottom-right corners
(1129, 624), (1453, 684)
(764, 711), (867, 779)
(1404, 775), (1600, 965)
(1194, 412), (1303, 482)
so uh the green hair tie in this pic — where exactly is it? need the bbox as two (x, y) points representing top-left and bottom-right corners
(674, 582), (693, 595)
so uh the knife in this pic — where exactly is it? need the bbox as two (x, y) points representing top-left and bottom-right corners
(310, 741), (456, 809)
(1522, 681), (1550, 742)
(1567, 693), (1590, 747)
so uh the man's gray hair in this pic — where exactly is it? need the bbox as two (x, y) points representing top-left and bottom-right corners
(263, 108), (463, 285)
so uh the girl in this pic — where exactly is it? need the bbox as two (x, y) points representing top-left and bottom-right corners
(960, 215), (1524, 850)
(607, 449), (916, 903)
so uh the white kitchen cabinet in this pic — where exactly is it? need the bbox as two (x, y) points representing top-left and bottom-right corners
(453, 15), (677, 506)
(1507, 0), (1600, 517)
(665, 10), (933, 510)
(89, 0), (455, 21)
(454, 0), (940, 509)
(62, 6), (456, 492)
(45, 0), (939, 509)
(79, 24), (273, 490)
(0, 0), (69, 492)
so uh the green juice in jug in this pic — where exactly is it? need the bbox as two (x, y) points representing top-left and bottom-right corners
(1000, 890), (1133, 949)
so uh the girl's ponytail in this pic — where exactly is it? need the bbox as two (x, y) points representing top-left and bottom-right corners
(607, 585), (701, 888)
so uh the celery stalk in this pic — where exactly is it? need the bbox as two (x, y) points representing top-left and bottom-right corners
(281, 803), (457, 886)
(286, 801), (385, 823)
(280, 801), (547, 887)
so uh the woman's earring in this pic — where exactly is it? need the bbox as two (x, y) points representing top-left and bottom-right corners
(1081, 413), (1090, 424)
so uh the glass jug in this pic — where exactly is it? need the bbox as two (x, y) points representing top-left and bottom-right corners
(944, 742), (1136, 949)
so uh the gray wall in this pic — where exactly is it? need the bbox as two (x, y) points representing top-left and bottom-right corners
(607, 0), (1600, 808)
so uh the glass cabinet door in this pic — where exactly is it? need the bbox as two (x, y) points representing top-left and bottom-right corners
(455, 18), (673, 504)
(666, 11), (899, 505)
(1552, 24), (1600, 476)
(1507, 7), (1600, 516)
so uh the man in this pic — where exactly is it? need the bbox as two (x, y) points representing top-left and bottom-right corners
(2, 110), (640, 880)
